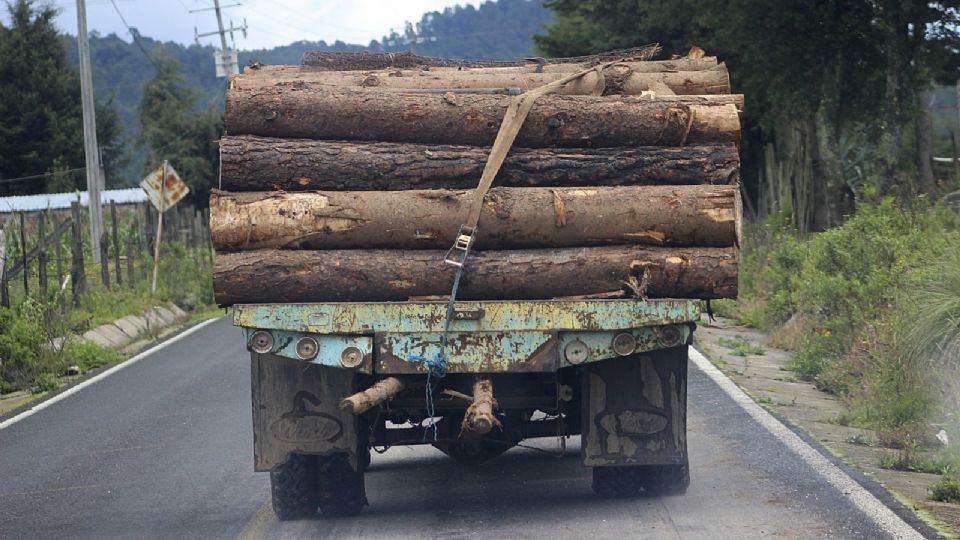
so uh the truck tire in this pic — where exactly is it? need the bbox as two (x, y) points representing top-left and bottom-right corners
(640, 464), (690, 495)
(270, 453), (319, 520)
(591, 466), (643, 498)
(317, 454), (367, 517)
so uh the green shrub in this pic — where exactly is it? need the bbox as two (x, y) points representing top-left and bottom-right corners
(64, 340), (120, 372)
(930, 475), (960, 503)
(0, 306), (45, 392)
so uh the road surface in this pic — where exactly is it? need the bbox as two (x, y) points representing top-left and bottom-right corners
(0, 318), (931, 539)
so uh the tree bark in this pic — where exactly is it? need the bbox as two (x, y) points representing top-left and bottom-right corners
(916, 90), (937, 199)
(210, 185), (740, 250)
(219, 136), (740, 191)
(213, 246), (738, 305)
(340, 377), (405, 415)
(225, 85), (742, 147)
(231, 64), (731, 96)
(462, 379), (498, 435)
(298, 47), (663, 70)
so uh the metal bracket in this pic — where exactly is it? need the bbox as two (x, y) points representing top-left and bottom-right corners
(443, 225), (476, 267)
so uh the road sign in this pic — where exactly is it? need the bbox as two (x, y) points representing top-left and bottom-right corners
(140, 162), (188, 213)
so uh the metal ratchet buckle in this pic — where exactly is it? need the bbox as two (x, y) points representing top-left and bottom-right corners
(443, 225), (476, 267)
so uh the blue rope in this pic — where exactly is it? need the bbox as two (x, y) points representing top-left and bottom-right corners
(411, 247), (468, 441)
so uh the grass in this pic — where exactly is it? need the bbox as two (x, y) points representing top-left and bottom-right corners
(717, 335), (766, 356)
(725, 199), (960, 447)
(0, 241), (214, 394)
(931, 475), (960, 503)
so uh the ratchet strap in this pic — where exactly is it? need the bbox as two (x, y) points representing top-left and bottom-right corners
(442, 61), (611, 267)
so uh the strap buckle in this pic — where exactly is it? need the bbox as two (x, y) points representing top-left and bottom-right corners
(443, 225), (476, 267)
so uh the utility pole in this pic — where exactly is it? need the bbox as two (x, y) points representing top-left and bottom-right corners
(193, 0), (246, 77)
(76, 0), (104, 263)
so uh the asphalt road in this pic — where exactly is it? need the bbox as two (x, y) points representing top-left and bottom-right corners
(0, 317), (930, 539)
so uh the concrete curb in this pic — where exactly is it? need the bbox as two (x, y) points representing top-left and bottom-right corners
(81, 303), (190, 350)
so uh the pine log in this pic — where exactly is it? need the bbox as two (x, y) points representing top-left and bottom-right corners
(298, 47), (661, 70)
(462, 379), (498, 435)
(340, 377), (405, 415)
(230, 64), (731, 96)
(225, 86), (742, 147)
(219, 136), (740, 191)
(212, 246), (738, 305)
(210, 185), (740, 250)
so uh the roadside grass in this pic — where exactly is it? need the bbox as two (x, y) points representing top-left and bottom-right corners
(718, 335), (766, 356)
(724, 199), (960, 450)
(931, 475), (960, 503)
(0, 243), (214, 394)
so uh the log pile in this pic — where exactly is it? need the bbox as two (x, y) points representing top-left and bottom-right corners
(213, 50), (743, 305)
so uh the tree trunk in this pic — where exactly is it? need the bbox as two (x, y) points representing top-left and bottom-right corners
(225, 86), (742, 147)
(462, 379), (498, 435)
(213, 246), (738, 305)
(231, 64), (731, 96)
(916, 90), (937, 199)
(298, 47), (666, 70)
(210, 185), (740, 250)
(219, 136), (740, 191)
(340, 378), (405, 415)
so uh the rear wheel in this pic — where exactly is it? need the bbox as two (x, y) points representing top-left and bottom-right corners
(317, 454), (367, 517)
(270, 454), (319, 520)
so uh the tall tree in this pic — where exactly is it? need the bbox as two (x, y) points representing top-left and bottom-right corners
(0, 0), (124, 195)
(536, 0), (960, 230)
(138, 50), (223, 208)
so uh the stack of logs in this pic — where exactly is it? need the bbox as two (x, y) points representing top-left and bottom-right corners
(212, 50), (742, 305)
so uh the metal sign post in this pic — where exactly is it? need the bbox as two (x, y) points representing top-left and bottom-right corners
(139, 161), (189, 294)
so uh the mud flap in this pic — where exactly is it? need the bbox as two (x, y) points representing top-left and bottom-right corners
(581, 346), (688, 466)
(252, 353), (359, 472)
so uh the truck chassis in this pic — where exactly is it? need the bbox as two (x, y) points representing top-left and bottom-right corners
(235, 299), (696, 518)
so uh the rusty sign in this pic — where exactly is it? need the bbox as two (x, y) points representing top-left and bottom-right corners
(139, 163), (189, 212)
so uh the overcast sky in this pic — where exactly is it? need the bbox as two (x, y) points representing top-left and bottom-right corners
(4, 0), (482, 50)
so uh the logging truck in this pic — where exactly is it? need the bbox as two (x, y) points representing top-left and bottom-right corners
(216, 48), (741, 519)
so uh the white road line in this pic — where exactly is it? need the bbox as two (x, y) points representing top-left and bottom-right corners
(0, 317), (222, 431)
(689, 347), (924, 540)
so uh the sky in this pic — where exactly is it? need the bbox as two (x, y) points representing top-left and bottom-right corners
(5, 0), (482, 50)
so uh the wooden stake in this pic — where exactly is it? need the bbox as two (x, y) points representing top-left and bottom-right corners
(340, 377), (405, 415)
(0, 222), (8, 307)
(37, 213), (47, 294)
(70, 201), (86, 306)
(462, 379), (498, 435)
(111, 200), (122, 286)
(19, 213), (28, 297)
(151, 161), (166, 294)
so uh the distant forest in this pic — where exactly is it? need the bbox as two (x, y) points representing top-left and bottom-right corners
(59, 0), (551, 183)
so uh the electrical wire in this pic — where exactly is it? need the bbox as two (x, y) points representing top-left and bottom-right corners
(108, 0), (160, 70)
(0, 168), (86, 185)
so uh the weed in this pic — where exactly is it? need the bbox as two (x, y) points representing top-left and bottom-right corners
(930, 475), (960, 503)
(846, 434), (873, 446)
(718, 336), (766, 357)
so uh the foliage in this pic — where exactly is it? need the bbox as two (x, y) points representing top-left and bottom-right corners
(733, 201), (960, 438)
(717, 336), (765, 357)
(535, 0), (960, 228)
(0, 0), (125, 195)
(137, 51), (224, 208)
(931, 475), (960, 503)
(64, 340), (120, 372)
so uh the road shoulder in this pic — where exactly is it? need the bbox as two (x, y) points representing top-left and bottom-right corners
(695, 316), (959, 538)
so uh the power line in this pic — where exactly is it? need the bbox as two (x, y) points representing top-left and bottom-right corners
(0, 168), (86, 185)
(109, 0), (160, 70)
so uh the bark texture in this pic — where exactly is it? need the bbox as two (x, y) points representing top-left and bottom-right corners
(340, 378), (405, 415)
(210, 185), (740, 250)
(213, 246), (738, 305)
(219, 136), (740, 191)
(298, 47), (661, 70)
(225, 86), (742, 147)
(231, 64), (731, 96)
(462, 379), (498, 435)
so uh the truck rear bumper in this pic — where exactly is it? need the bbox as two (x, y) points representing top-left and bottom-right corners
(234, 299), (699, 374)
